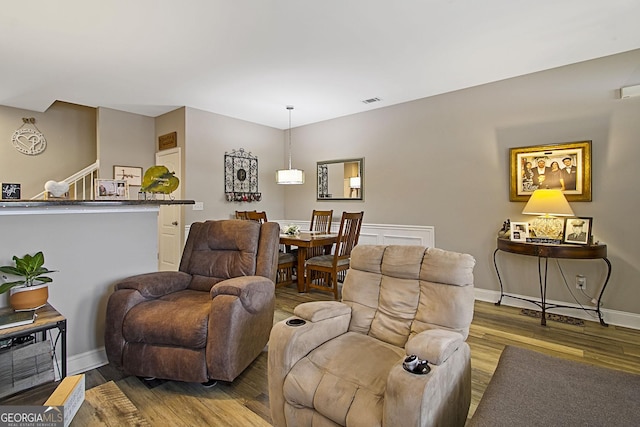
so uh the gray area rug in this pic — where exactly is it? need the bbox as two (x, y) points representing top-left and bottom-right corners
(470, 345), (640, 426)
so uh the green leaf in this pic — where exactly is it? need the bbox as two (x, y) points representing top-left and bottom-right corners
(0, 281), (23, 294)
(0, 266), (21, 275)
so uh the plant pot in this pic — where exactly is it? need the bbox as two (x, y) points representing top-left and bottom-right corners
(9, 284), (49, 311)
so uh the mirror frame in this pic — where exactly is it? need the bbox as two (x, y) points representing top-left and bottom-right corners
(316, 158), (364, 201)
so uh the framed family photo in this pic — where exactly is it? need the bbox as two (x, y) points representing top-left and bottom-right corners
(510, 141), (591, 202)
(510, 222), (529, 242)
(95, 179), (129, 200)
(563, 217), (592, 245)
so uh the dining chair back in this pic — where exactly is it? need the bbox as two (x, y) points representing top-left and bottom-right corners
(235, 210), (255, 220)
(310, 210), (333, 233)
(305, 211), (364, 299)
(306, 210), (333, 259)
(246, 211), (268, 223)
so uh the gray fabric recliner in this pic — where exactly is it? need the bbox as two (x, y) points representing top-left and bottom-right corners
(268, 244), (476, 427)
(105, 219), (280, 383)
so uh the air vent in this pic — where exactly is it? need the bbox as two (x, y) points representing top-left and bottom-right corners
(362, 97), (381, 104)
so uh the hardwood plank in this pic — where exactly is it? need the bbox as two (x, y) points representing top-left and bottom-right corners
(3, 288), (639, 426)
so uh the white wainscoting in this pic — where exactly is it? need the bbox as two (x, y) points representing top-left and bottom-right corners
(274, 220), (435, 248)
(185, 221), (435, 248)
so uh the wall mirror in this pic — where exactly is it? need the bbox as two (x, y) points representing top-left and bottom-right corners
(317, 158), (364, 201)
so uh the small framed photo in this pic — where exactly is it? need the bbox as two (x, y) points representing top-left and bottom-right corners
(563, 217), (592, 245)
(113, 165), (143, 186)
(2, 183), (21, 200)
(510, 222), (529, 242)
(95, 179), (129, 200)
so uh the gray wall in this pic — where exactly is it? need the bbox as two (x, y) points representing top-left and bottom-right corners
(281, 49), (640, 316)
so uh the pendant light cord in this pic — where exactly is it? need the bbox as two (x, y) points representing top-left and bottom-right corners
(287, 105), (293, 170)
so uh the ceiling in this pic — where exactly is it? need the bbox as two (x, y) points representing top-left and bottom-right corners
(2, 1), (640, 129)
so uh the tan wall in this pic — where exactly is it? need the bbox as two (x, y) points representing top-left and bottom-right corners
(0, 102), (96, 198)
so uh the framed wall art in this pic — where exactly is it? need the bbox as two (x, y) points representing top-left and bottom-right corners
(563, 217), (592, 245)
(510, 141), (591, 202)
(95, 179), (129, 200)
(113, 165), (143, 186)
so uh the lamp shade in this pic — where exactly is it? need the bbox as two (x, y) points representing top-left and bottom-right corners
(522, 189), (574, 216)
(349, 176), (361, 189)
(276, 168), (305, 185)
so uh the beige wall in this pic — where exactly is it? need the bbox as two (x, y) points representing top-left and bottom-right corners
(0, 101), (96, 198)
(97, 107), (156, 197)
(183, 107), (285, 225)
(282, 49), (640, 316)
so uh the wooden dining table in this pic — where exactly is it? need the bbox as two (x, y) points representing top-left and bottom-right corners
(279, 232), (338, 292)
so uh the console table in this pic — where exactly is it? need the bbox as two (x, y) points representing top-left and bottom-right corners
(493, 238), (611, 326)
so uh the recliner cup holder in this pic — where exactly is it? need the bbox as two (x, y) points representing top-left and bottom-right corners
(286, 318), (306, 327)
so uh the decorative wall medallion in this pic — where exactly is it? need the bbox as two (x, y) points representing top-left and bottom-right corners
(11, 118), (47, 155)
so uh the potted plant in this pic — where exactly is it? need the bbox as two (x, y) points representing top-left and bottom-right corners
(0, 251), (56, 311)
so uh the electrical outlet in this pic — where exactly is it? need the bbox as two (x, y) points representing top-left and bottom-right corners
(576, 275), (586, 290)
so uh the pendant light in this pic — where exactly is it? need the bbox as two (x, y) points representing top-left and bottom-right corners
(276, 105), (305, 185)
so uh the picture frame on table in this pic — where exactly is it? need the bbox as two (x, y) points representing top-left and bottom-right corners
(510, 141), (591, 202)
(563, 217), (592, 245)
(113, 165), (143, 186)
(95, 179), (129, 200)
(1, 183), (21, 200)
(510, 222), (529, 242)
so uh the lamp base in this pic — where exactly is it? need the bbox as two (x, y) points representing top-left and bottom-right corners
(529, 215), (564, 240)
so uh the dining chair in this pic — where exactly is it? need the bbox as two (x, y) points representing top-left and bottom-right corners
(246, 211), (268, 223)
(305, 211), (364, 299)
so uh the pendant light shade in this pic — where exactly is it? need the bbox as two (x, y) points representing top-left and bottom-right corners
(276, 106), (305, 185)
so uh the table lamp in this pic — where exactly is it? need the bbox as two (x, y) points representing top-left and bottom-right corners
(522, 189), (574, 240)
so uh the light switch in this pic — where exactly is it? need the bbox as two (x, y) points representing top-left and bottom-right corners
(193, 202), (204, 211)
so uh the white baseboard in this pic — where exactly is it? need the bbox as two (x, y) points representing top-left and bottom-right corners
(474, 288), (640, 330)
(66, 347), (108, 376)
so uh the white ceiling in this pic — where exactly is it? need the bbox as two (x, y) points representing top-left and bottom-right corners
(2, 1), (640, 129)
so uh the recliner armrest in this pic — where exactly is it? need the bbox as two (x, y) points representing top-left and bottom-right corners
(405, 329), (465, 365)
(210, 275), (275, 314)
(114, 271), (192, 298)
(293, 300), (351, 322)
(268, 301), (352, 427)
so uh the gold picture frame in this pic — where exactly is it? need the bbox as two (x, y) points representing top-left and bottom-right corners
(510, 141), (591, 202)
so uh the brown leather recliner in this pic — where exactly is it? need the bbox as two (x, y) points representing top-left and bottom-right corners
(105, 219), (280, 383)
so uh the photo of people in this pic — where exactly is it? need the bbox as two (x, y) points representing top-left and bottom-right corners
(563, 217), (592, 245)
(95, 179), (129, 200)
(510, 222), (529, 242)
(510, 141), (591, 202)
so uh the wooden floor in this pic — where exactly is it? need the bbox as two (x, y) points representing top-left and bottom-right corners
(2, 285), (640, 426)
